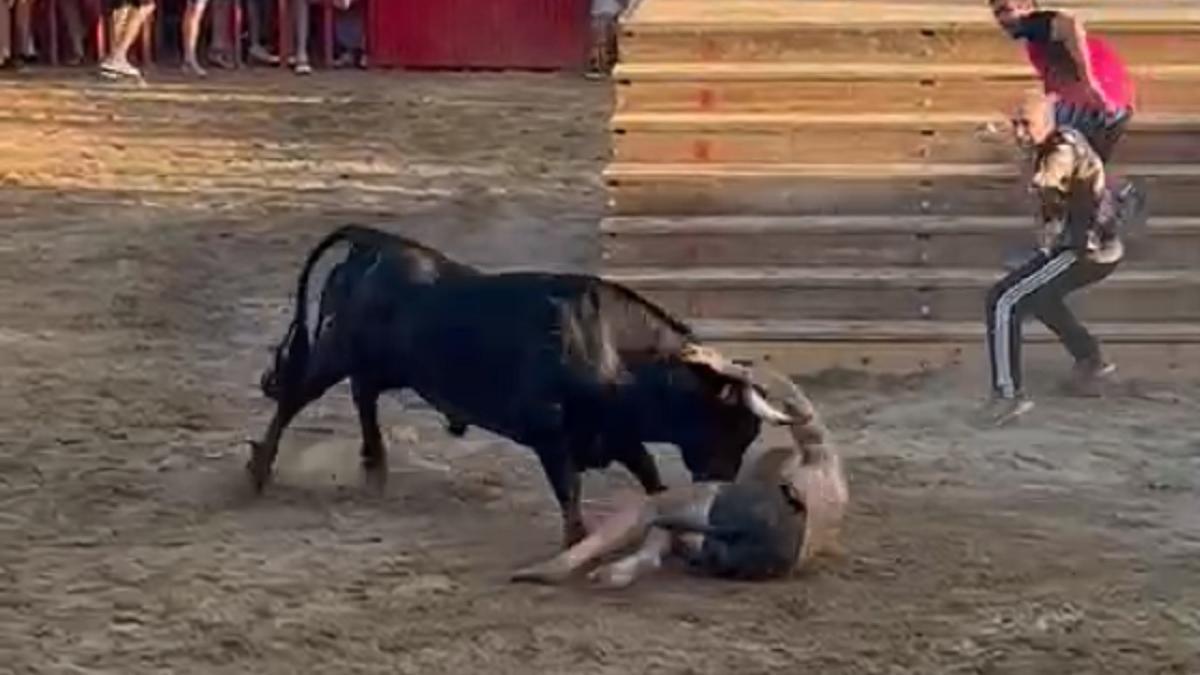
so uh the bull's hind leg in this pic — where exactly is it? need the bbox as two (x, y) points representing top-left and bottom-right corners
(350, 378), (388, 494)
(248, 333), (348, 492)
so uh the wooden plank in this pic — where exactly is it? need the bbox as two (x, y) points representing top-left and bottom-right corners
(601, 216), (1200, 268)
(612, 123), (1016, 165)
(687, 318), (1200, 343)
(600, 214), (1200, 235)
(703, 339), (1200, 378)
(604, 163), (1200, 216)
(624, 1), (1200, 28)
(607, 267), (1200, 322)
(613, 65), (1200, 115)
(610, 113), (1200, 165)
(620, 25), (1200, 67)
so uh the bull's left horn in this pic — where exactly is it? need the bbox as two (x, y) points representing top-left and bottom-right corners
(743, 383), (793, 425)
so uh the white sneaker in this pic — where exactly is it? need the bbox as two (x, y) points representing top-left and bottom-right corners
(977, 395), (1034, 426)
(99, 58), (142, 80)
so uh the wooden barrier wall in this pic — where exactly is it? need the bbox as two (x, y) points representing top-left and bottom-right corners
(600, 0), (1200, 375)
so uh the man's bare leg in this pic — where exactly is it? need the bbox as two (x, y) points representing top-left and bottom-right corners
(290, 0), (311, 73)
(101, 3), (156, 77)
(14, 0), (36, 60)
(0, 2), (12, 66)
(182, 0), (211, 75)
(586, 528), (674, 588)
(511, 484), (720, 584)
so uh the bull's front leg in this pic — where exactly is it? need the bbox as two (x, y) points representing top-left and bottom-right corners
(534, 444), (587, 548)
(612, 440), (666, 495)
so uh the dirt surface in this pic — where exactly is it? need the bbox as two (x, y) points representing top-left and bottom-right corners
(1, 69), (1198, 675)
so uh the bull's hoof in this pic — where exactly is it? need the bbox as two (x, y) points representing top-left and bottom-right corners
(245, 441), (272, 494)
(246, 463), (270, 494)
(363, 466), (388, 497)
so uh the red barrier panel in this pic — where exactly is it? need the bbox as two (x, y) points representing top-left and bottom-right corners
(368, 0), (590, 70)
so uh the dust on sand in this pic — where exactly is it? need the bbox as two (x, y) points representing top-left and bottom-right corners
(0, 70), (1197, 674)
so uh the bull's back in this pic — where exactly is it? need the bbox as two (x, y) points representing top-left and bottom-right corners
(359, 273), (596, 440)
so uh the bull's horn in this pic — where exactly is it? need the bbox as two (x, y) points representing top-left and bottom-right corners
(743, 384), (793, 425)
(680, 345), (793, 424)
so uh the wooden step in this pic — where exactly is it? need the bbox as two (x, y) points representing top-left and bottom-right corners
(605, 266), (1200, 322)
(610, 112), (1200, 164)
(614, 63), (1200, 115)
(681, 318), (1200, 377)
(604, 162), (1200, 216)
(624, 1), (1200, 27)
(621, 5), (1200, 66)
(601, 216), (1200, 268)
(689, 318), (1200, 343)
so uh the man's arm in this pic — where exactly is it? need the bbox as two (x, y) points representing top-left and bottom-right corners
(1031, 142), (1076, 249)
(1050, 11), (1110, 109)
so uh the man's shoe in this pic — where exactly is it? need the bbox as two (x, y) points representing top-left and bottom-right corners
(1066, 360), (1116, 397)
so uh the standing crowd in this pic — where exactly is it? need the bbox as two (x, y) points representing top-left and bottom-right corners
(3, 0), (631, 80)
(0, 0), (366, 80)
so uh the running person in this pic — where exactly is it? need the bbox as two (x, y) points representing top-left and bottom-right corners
(988, 0), (1146, 225)
(984, 92), (1123, 424)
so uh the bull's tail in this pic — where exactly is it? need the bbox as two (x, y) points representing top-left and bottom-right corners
(262, 225), (369, 400)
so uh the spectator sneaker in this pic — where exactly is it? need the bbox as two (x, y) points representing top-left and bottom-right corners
(99, 59), (143, 81)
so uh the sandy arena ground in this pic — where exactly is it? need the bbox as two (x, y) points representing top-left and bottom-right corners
(1, 69), (1198, 674)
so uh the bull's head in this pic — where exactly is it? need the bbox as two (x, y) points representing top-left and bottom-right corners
(665, 343), (795, 482)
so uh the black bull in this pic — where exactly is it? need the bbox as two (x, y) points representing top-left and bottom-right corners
(250, 225), (794, 546)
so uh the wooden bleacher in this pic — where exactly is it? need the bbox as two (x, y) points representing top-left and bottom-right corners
(601, 0), (1200, 376)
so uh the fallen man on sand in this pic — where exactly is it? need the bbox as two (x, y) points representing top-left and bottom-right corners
(511, 369), (848, 588)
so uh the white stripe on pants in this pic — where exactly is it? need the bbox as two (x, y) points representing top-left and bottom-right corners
(990, 249), (1079, 397)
